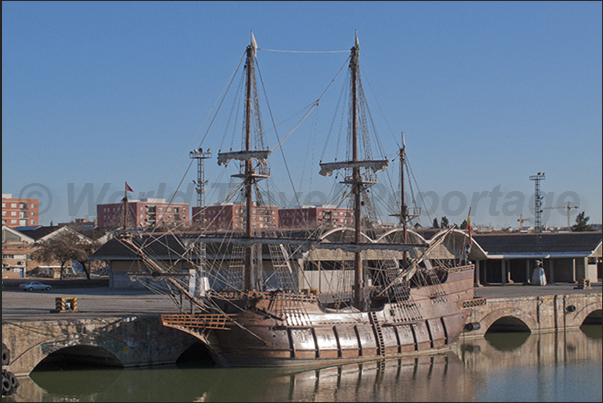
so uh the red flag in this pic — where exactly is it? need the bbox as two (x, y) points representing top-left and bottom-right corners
(467, 208), (473, 245)
(126, 182), (134, 192)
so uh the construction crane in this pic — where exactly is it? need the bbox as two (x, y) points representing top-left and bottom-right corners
(543, 201), (579, 228)
(517, 213), (530, 231)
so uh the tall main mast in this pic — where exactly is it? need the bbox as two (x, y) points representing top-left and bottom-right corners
(243, 38), (255, 292)
(350, 39), (365, 311)
(319, 33), (389, 311)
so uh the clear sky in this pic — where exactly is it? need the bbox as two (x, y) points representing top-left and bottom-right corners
(3, 1), (601, 229)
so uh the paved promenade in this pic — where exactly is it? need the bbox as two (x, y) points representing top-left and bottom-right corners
(2, 279), (601, 321)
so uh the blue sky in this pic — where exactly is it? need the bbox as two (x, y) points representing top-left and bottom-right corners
(2, 1), (601, 229)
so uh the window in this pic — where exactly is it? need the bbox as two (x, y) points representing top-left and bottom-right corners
(11, 212), (17, 216)
(30, 212), (35, 216)
(31, 204), (35, 208)
(30, 220), (35, 224)
(11, 203), (17, 208)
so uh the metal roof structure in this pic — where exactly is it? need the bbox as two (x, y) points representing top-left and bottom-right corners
(473, 232), (602, 259)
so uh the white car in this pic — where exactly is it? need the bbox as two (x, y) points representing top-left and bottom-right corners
(19, 281), (52, 291)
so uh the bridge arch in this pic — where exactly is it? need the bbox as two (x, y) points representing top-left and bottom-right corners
(486, 316), (531, 333)
(570, 301), (603, 327)
(33, 344), (123, 371)
(375, 228), (428, 245)
(479, 307), (536, 334)
(319, 227), (374, 243)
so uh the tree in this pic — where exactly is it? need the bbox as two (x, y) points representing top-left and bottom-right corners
(572, 211), (594, 232)
(432, 218), (439, 229)
(31, 231), (98, 280)
(440, 216), (450, 228)
(460, 219), (468, 230)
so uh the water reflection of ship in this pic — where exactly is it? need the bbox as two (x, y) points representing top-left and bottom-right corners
(264, 352), (472, 402)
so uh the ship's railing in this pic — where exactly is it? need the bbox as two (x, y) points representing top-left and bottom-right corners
(211, 290), (246, 300)
(248, 290), (318, 303)
(459, 297), (487, 309)
(446, 264), (475, 273)
(161, 313), (235, 330)
(208, 289), (318, 303)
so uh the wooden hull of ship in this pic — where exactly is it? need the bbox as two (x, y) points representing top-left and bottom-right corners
(162, 265), (476, 367)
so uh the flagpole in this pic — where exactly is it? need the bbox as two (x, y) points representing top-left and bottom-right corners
(465, 207), (472, 264)
(124, 181), (128, 231)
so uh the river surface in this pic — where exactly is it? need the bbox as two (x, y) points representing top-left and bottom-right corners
(4, 326), (601, 402)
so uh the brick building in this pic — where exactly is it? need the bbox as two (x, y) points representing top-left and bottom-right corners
(193, 203), (278, 230)
(2, 194), (39, 228)
(279, 205), (354, 229)
(97, 198), (189, 229)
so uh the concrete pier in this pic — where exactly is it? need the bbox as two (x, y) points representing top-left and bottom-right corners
(2, 284), (601, 376)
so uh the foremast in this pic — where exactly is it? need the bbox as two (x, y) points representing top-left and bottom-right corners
(217, 32), (270, 292)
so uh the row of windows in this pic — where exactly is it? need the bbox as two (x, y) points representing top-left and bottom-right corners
(1, 203), (36, 209)
(1, 219), (35, 225)
(2, 211), (36, 217)
(101, 206), (187, 213)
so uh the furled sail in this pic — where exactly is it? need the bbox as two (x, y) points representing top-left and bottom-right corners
(217, 150), (272, 166)
(319, 159), (389, 177)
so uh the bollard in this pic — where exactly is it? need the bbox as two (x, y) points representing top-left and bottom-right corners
(54, 297), (78, 311)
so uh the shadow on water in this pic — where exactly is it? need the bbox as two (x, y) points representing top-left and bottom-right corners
(484, 331), (531, 351)
(29, 368), (123, 396)
(580, 323), (602, 340)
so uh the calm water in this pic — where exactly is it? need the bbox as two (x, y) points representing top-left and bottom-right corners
(4, 326), (601, 402)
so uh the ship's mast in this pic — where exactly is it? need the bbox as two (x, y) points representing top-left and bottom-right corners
(400, 133), (407, 243)
(318, 33), (389, 310)
(350, 38), (364, 311)
(244, 37), (255, 292)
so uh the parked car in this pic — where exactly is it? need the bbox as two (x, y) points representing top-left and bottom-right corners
(19, 281), (52, 291)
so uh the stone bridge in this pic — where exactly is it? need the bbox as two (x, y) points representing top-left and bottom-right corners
(461, 292), (602, 338)
(2, 315), (198, 377)
(2, 293), (601, 377)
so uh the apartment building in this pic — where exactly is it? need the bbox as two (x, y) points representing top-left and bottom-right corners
(192, 202), (278, 230)
(2, 194), (39, 228)
(97, 198), (189, 228)
(279, 205), (354, 229)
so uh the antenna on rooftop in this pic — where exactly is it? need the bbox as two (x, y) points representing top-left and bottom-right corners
(529, 172), (546, 233)
(190, 148), (212, 225)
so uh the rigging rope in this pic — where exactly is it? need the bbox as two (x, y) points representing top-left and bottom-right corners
(258, 48), (349, 53)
